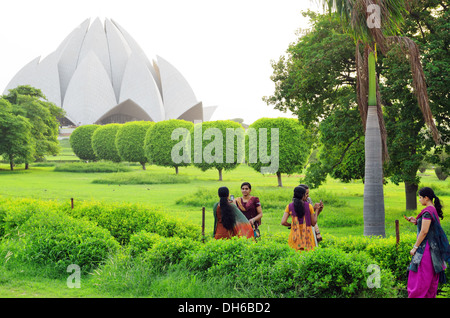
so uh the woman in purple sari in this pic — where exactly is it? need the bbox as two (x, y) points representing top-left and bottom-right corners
(405, 187), (450, 298)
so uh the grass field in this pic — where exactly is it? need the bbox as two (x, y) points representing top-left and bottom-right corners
(0, 140), (449, 298)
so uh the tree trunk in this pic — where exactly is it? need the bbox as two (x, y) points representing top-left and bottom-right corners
(25, 163), (29, 170)
(277, 171), (283, 187)
(405, 182), (418, 210)
(363, 51), (385, 237)
(9, 161), (14, 171)
(218, 168), (223, 181)
(175, 166), (179, 174)
(141, 162), (146, 170)
(363, 106), (385, 237)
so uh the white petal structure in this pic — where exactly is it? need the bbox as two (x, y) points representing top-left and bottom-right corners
(3, 18), (215, 125)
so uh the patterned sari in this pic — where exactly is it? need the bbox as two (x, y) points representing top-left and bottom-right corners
(213, 202), (254, 240)
(285, 201), (316, 252)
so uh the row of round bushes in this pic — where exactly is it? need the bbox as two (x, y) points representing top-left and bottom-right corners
(69, 118), (312, 185)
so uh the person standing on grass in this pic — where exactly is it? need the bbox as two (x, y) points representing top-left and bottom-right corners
(281, 186), (322, 252)
(213, 186), (254, 240)
(405, 187), (450, 298)
(299, 184), (323, 244)
(234, 182), (263, 238)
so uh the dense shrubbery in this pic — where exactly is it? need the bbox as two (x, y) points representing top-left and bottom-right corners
(0, 200), (119, 277)
(0, 196), (447, 298)
(69, 124), (99, 161)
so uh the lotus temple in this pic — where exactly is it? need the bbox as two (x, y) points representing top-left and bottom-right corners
(3, 18), (216, 126)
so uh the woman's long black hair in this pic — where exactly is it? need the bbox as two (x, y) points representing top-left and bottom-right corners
(293, 186), (307, 219)
(419, 187), (444, 220)
(218, 187), (236, 230)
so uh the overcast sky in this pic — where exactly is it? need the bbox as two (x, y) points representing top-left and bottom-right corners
(0, 0), (322, 124)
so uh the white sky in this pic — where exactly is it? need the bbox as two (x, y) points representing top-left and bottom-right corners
(0, 0), (322, 124)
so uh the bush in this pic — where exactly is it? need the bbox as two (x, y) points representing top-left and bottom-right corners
(321, 234), (416, 284)
(435, 167), (448, 181)
(116, 121), (154, 169)
(0, 208), (119, 277)
(69, 125), (99, 161)
(290, 247), (397, 298)
(92, 124), (122, 162)
(128, 231), (163, 256)
(66, 201), (201, 244)
(144, 119), (194, 173)
(54, 161), (133, 173)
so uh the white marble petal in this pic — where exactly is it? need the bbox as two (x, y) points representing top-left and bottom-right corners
(156, 55), (198, 120)
(63, 51), (117, 125)
(78, 17), (111, 81)
(119, 52), (165, 122)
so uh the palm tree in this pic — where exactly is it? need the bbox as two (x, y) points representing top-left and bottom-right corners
(319, 0), (440, 237)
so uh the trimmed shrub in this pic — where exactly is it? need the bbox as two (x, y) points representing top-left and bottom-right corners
(69, 125), (99, 161)
(92, 123), (122, 162)
(191, 120), (245, 180)
(246, 117), (312, 186)
(116, 121), (154, 169)
(0, 208), (119, 277)
(144, 119), (194, 174)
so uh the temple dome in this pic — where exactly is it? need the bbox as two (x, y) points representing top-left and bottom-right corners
(3, 17), (217, 126)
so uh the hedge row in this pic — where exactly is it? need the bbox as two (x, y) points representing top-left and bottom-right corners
(0, 196), (201, 277)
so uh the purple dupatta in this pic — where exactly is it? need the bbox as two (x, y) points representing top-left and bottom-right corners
(289, 201), (312, 227)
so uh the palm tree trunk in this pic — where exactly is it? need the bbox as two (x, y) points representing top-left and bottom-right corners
(363, 52), (385, 237)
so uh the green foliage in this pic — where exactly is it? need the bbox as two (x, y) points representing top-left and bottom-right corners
(0, 205), (119, 277)
(0, 98), (34, 169)
(91, 124), (122, 162)
(65, 201), (201, 244)
(54, 161), (133, 173)
(144, 119), (194, 173)
(3, 85), (65, 163)
(70, 125), (99, 161)
(246, 117), (311, 186)
(191, 120), (245, 179)
(115, 121), (154, 169)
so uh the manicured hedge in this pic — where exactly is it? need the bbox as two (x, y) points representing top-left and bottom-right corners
(91, 124), (122, 162)
(69, 124), (99, 161)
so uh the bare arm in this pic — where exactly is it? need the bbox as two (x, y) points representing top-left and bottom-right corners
(281, 212), (291, 227)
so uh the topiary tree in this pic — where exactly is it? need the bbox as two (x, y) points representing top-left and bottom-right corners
(91, 123), (122, 162)
(69, 124), (99, 161)
(144, 119), (194, 174)
(246, 117), (312, 187)
(191, 120), (245, 181)
(116, 121), (154, 170)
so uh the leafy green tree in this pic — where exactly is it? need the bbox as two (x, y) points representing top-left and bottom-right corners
(3, 85), (65, 168)
(92, 124), (122, 162)
(192, 120), (245, 181)
(246, 118), (311, 187)
(70, 125), (99, 161)
(116, 121), (154, 170)
(315, 0), (440, 237)
(0, 99), (34, 170)
(144, 119), (194, 174)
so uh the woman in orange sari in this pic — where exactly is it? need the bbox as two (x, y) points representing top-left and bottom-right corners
(213, 187), (254, 240)
(281, 186), (322, 251)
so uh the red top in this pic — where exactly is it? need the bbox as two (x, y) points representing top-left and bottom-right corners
(235, 196), (261, 227)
